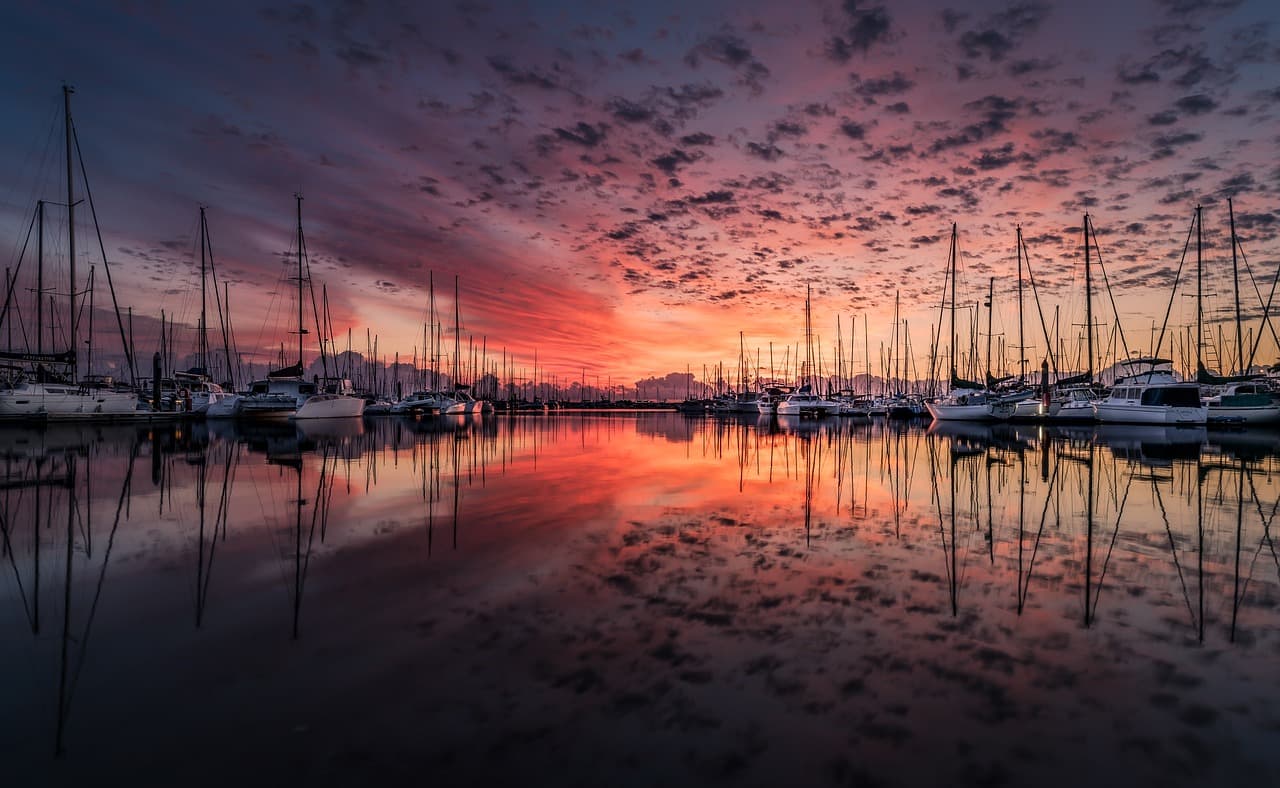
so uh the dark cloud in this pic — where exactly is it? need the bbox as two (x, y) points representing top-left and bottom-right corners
(769, 120), (808, 140)
(745, 141), (784, 160)
(606, 97), (654, 123)
(1151, 130), (1203, 159)
(1148, 110), (1180, 125)
(1008, 57), (1058, 76)
(825, 1), (894, 62)
(486, 55), (560, 90)
(940, 9), (969, 34)
(839, 120), (867, 139)
(955, 2), (1051, 62)
(927, 95), (1023, 154)
(850, 70), (916, 98)
(884, 102), (910, 114)
(685, 34), (770, 94)
(1155, 0), (1245, 19)
(554, 122), (607, 147)
(651, 149), (700, 175)
(1117, 44), (1225, 89)
(971, 141), (1033, 170)
(1175, 93), (1218, 114)
(687, 190), (735, 205)
(679, 132), (715, 146)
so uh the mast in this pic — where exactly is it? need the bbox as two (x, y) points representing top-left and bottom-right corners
(1013, 226), (1024, 383)
(985, 277), (994, 381)
(199, 206), (208, 371)
(1195, 204), (1202, 372)
(64, 86), (78, 382)
(1084, 214), (1094, 379)
(1230, 198), (1243, 373)
(295, 194), (305, 368)
(37, 201), (44, 356)
(454, 275), (461, 390)
(948, 223), (958, 384)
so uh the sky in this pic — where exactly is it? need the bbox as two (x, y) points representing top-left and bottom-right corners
(1, 0), (1278, 386)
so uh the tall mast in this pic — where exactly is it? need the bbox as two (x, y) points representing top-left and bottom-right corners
(1194, 205), (1203, 371)
(1230, 198), (1243, 374)
(64, 86), (77, 381)
(948, 223), (957, 383)
(36, 201), (44, 356)
(295, 194), (305, 368)
(453, 275), (461, 388)
(429, 271), (436, 390)
(1084, 214), (1094, 379)
(1016, 226), (1025, 382)
(199, 206), (208, 371)
(985, 277), (994, 380)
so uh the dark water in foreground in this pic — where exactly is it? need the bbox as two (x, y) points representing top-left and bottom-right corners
(2, 413), (1279, 786)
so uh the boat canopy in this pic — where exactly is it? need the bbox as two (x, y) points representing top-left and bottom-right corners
(268, 361), (304, 379)
(1195, 362), (1258, 385)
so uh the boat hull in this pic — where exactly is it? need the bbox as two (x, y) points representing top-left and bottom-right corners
(294, 394), (365, 419)
(0, 384), (138, 420)
(1093, 403), (1207, 425)
(925, 401), (1014, 422)
(1206, 404), (1280, 425)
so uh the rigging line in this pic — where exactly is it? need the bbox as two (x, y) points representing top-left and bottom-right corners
(1149, 212), (1196, 361)
(70, 121), (136, 385)
(1020, 456), (1059, 612)
(0, 206), (38, 339)
(1239, 242), (1280, 367)
(65, 443), (134, 714)
(1154, 470), (1196, 630)
(1019, 234), (1058, 374)
(1088, 218), (1135, 362)
(1246, 473), (1280, 581)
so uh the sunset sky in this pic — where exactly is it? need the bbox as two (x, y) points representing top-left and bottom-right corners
(1, 0), (1277, 385)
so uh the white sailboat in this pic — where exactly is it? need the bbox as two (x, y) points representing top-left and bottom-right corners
(0, 87), (138, 419)
(926, 224), (1013, 423)
(238, 195), (363, 420)
(776, 285), (839, 417)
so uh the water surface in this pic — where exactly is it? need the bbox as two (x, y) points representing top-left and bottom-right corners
(3, 414), (1279, 786)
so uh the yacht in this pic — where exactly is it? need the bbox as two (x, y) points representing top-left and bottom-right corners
(1203, 380), (1280, 426)
(1093, 358), (1206, 425)
(237, 372), (312, 420)
(756, 387), (788, 415)
(295, 378), (365, 419)
(391, 390), (448, 416)
(775, 384), (840, 417)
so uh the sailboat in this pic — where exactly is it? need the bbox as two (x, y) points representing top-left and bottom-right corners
(178, 207), (233, 416)
(1017, 218), (1103, 422)
(1093, 208), (1206, 425)
(1195, 200), (1280, 425)
(776, 284), (839, 417)
(238, 195), (364, 420)
(0, 87), (138, 419)
(926, 225), (1017, 422)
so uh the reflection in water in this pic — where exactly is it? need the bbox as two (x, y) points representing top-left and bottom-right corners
(3, 414), (1280, 783)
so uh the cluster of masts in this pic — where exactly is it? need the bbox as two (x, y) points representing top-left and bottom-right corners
(2, 88), (1279, 427)
(678, 210), (1280, 427)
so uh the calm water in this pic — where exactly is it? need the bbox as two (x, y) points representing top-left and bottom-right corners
(3, 414), (1279, 786)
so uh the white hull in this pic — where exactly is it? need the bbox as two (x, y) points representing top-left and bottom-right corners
(1206, 404), (1280, 425)
(1093, 403), (1207, 425)
(775, 401), (839, 417)
(294, 394), (365, 419)
(0, 383), (138, 420)
(204, 395), (241, 419)
(926, 401), (1014, 422)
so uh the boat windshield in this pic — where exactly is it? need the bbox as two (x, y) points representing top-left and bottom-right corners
(1140, 387), (1201, 408)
